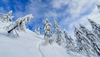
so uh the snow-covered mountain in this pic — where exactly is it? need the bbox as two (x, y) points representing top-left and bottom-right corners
(0, 21), (71, 57)
(0, 18), (99, 57)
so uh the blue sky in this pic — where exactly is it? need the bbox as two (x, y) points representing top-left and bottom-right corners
(0, 0), (100, 38)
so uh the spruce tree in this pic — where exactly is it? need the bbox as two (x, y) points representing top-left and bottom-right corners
(37, 27), (40, 35)
(54, 20), (64, 45)
(34, 28), (37, 34)
(88, 19), (100, 38)
(80, 24), (100, 56)
(35, 27), (40, 35)
(97, 4), (100, 13)
(74, 25), (91, 57)
(0, 10), (14, 22)
(43, 19), (53, 45)
(64, 29), (74, 51)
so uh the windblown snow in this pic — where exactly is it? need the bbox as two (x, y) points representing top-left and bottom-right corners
(0, 22), (70, 57)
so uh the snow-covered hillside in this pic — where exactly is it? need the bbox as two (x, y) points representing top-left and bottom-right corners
(0, 21), (71, 57)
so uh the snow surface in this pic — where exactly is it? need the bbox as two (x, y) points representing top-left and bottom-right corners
(0, 21), (71, 57)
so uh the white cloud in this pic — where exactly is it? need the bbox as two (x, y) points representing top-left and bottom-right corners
(66, 6), (100, 39)
(51, 0), (69, 9)
(63, 0), (100, 25)
(56, 0), (100, 39)
(68, 0), (97, 19)
(45, 11), (58, 20)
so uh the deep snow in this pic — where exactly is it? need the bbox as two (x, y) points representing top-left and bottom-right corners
(0, 21), (71, 57)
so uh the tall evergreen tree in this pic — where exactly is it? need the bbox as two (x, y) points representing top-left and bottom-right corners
(54, 20), (64, 45)
(64, 29), (74, 51)
(0, 10), (14, 22)
(74, 25), (91, 57)
(97, 4), (100, 13)
(37, 27), (40, 35)
(35, 27), (40, 35)
(35, 28), (37, 33)
(80, 24), (100, 56)
(5, 14), (33, 37)
(43, 19), (53, 45)
(88, 19), (100, 38)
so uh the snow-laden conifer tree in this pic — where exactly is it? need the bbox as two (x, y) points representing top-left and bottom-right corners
(97, 4), (100, 13)
(74, 25), (91, 57)
(80, 24), (100, 56)
(88, 19), (100, 38)
(64, 29), (75, 52)
(35, 28), (37, 33)
(9, 16), (14, 22)
(0, 10), (14, 22)
(43, 19), (53, 45)
(54, 20), (64, 45)
(37, 27), (40, 35)
(5, 14), (33, 37)
(35, 27), (40, 35)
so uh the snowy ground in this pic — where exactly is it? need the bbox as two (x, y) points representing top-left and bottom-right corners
(0, 22), (71, 57)
(0, 21), (99, 57)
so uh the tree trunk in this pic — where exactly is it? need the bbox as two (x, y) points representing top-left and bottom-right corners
(8, 24), (18, 33)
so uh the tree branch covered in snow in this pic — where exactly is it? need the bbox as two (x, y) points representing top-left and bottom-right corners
(5, 14), (33, 37)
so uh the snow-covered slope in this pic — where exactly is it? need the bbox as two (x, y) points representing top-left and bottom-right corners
(0, 22), (71, 57)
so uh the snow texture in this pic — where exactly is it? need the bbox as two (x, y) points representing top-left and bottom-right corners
(0, 21), (71, 57)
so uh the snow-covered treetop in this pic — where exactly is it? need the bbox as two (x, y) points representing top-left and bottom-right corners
(79, 24), (88, 33)
(23, 14), (33, 22)
(54, 19), (62, 34)
(38, 27), (40, 31)
(45, 19), (52, 26)
(64, 29), (73, 41)
(0, 10), (12, 16)
(15, 14), (33, 23)
(88, 19), (100, 29)
(88, 19), (95, 24)
(54, 19), (58, 28)
(43, 19), (52, 31)
(79, 23), (97, 41)
(35, 28), (36, 32)
(64, 28), (68, 35)
(79, 24), (95, 34)
(64, 29), (69, 38)
(0, 10), (14, 22)
(64, 29), (67, 34)
(74, 25), (83, 35)
(7, 10), (12, 16)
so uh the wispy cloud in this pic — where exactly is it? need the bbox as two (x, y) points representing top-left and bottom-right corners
(51, 0), (69, 9)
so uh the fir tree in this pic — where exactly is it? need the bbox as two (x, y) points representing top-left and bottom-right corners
(64, 29), (75, 51)
(0, 10), (14, 22)
(97, 4), (100, 13)
(88, 19), (100, 39)
(34, 28), (37, 34)
(80, 24), (100, 56)
(37, 27), (40, 35)
(74, 25), (91, 57)
(43, 19), (53, 45)
(35, 27), (40, 35)
(54, 20), (64, 45)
